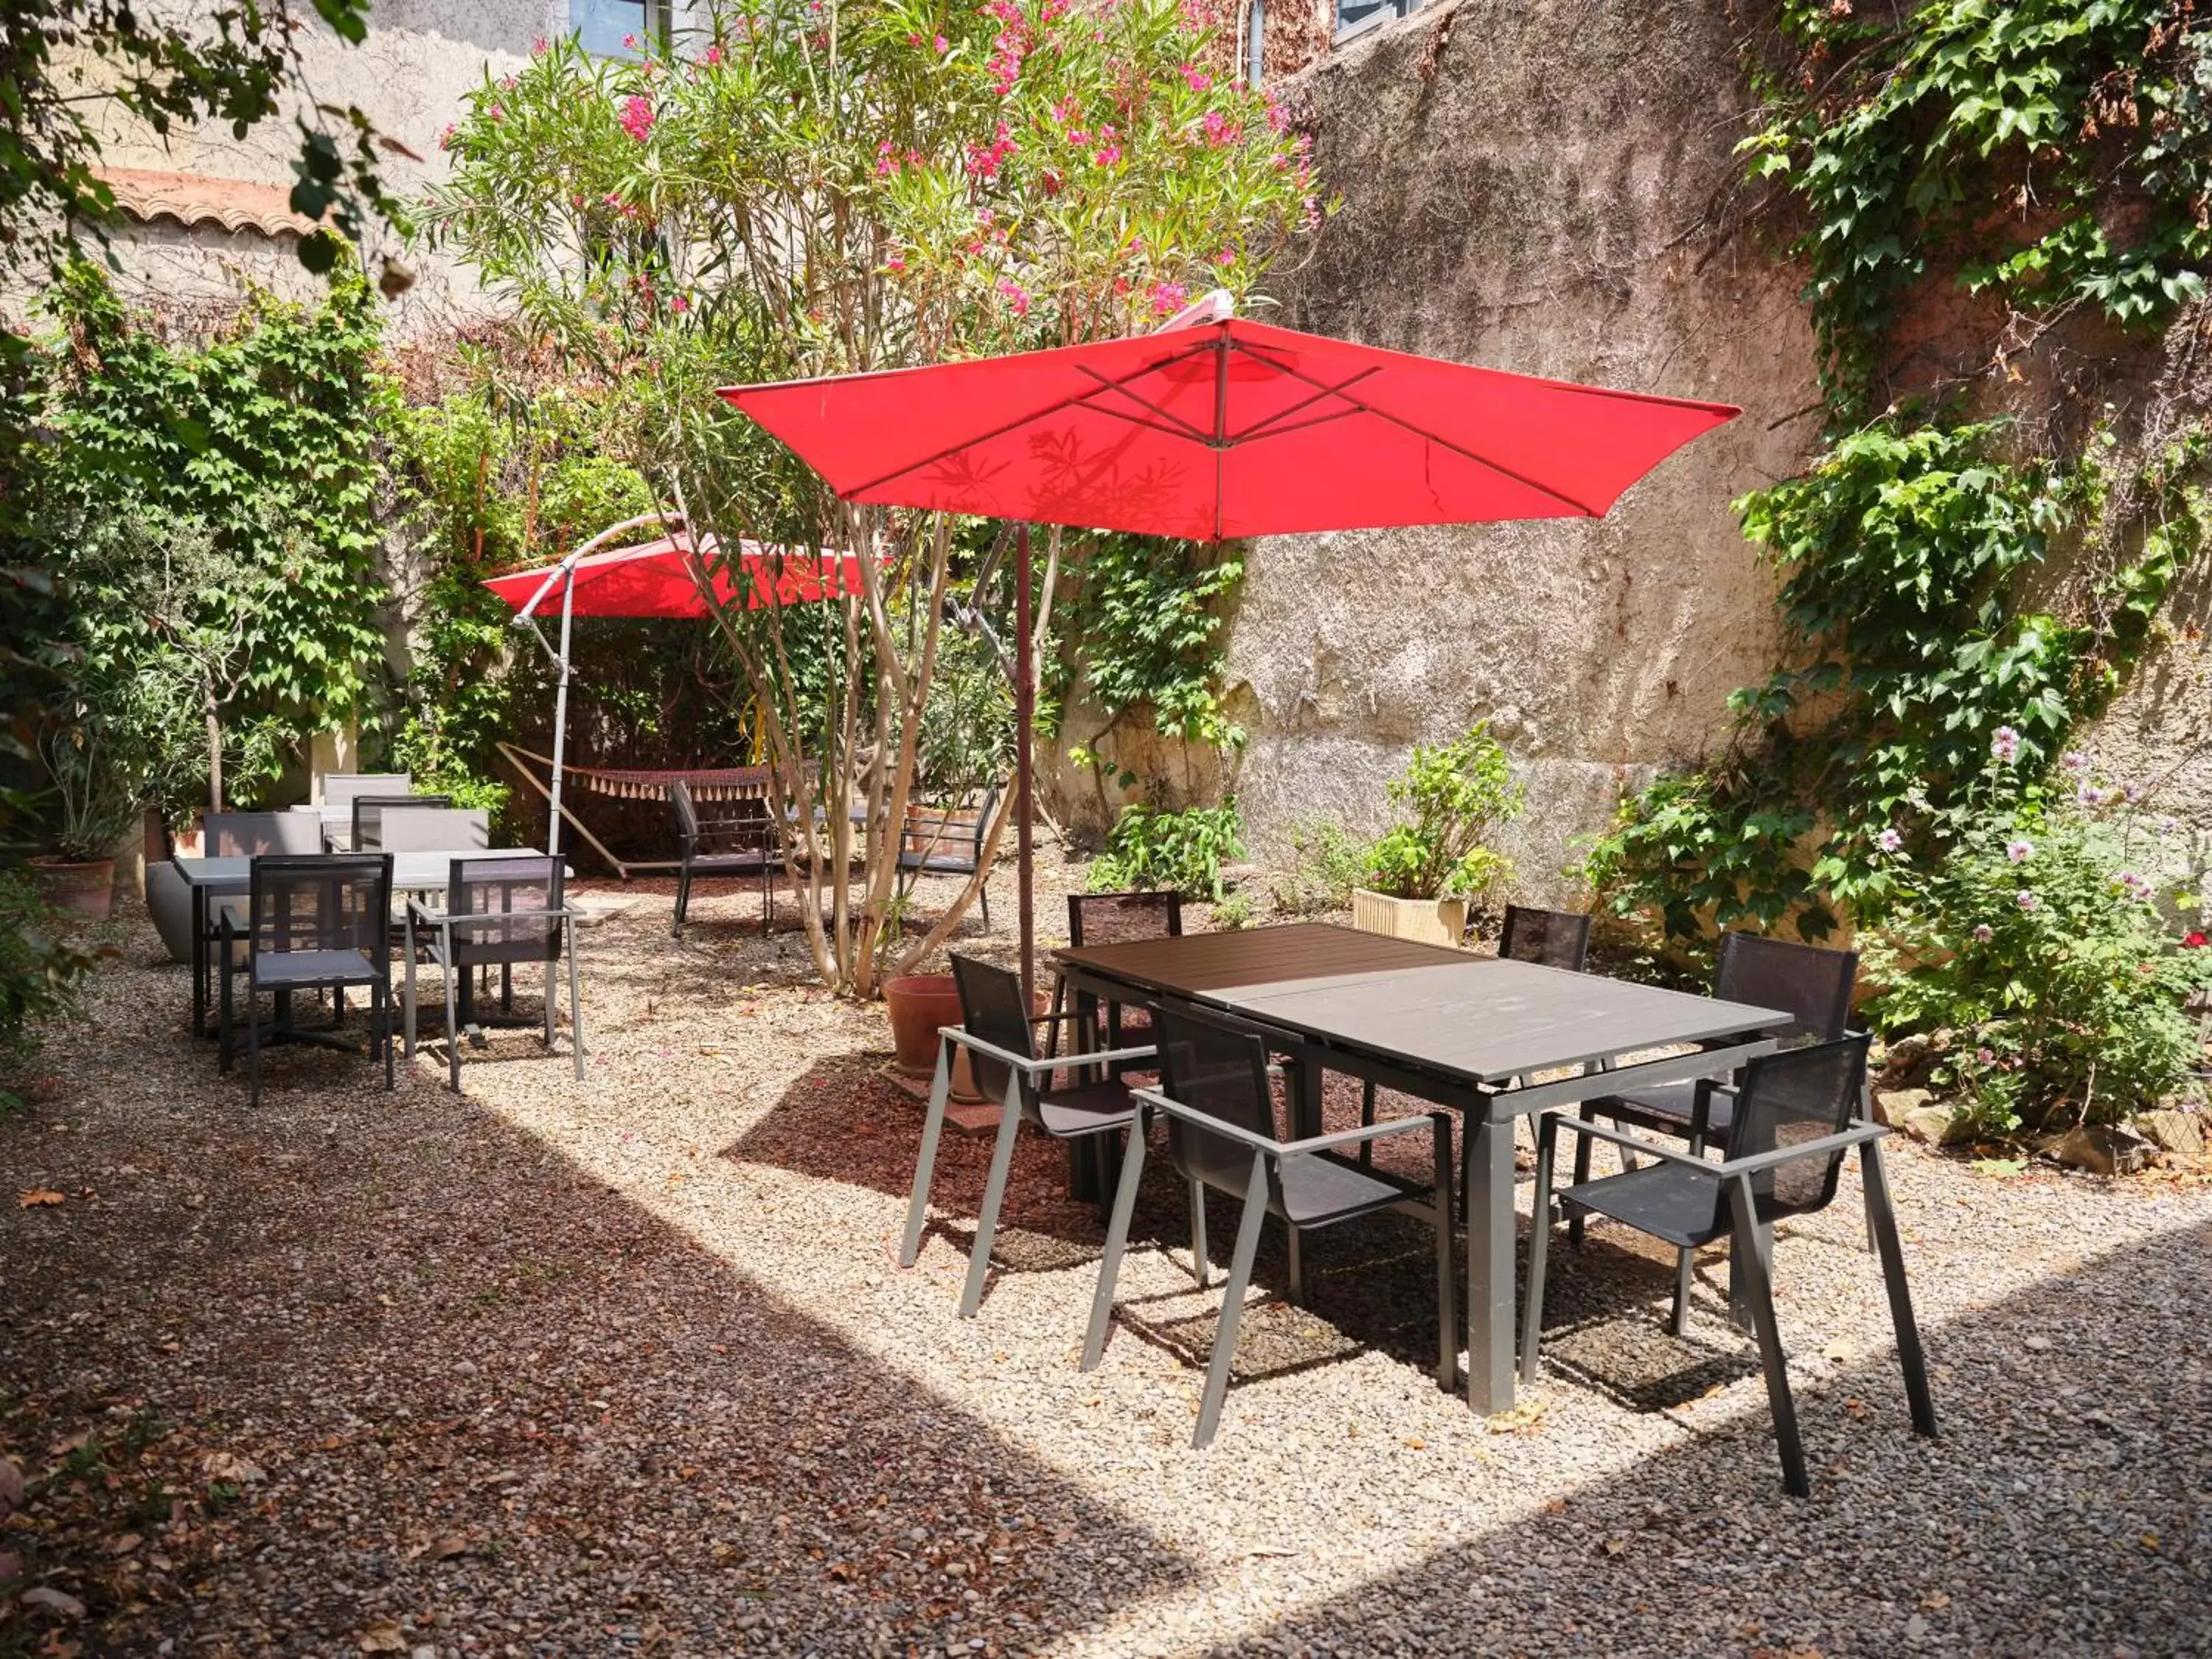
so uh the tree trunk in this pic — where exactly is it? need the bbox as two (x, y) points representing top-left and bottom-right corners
(204, 671), (223, 814)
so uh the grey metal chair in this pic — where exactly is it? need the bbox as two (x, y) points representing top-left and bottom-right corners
(321, 772), (412, 811)
(1083, 1004), (1457, 1448)
(894, 783), (1001, 929)
(898, 953), (1154, 1318)
(198, 813), (325, 1032)
(1573, 932), (1864, 1322)
(223, 853), (395, 1107)
(670, 779), (778, 939)
(403, 857), (582, 1091)
(352, 793), (453, 852)
(1524, 1034), (1935, 1495)
(374, 808), (491, 852)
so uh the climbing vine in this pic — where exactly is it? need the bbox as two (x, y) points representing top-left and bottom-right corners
(1587, 1), (2212, 947)
(1058, 532), (1245, 768)
(1739, 0), (2212, 411)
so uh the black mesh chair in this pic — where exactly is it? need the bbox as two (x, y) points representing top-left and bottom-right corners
(1573, 932), (1863, 1321)
(352, 793), (453, 852)
(670, 779), (778, 939)
(1498, 904), (1594, 970)
(198, 813), (327, 1037)
(1524, 1035), (1935, 1495)
(1082, 1004), (1457, 1448)
(222, 854), (394, 1107)
(894, 784), (1001, 929)
(1048, 890), (1183, 1063)
(898, 954), (1154, 1318)
(402, 858), (582, 1091)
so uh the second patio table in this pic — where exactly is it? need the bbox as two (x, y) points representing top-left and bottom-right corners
(1052, 922), (1790, 1416)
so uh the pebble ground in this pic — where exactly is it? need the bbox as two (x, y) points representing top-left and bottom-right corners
(4, 860), (2209, 1658)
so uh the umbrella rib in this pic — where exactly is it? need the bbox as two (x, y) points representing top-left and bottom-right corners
(1070, 367), (1216, 444)
(1237, 346), (1604, 516)
(838, 338), (1212, 498)
(1222, 366), (1383, 445)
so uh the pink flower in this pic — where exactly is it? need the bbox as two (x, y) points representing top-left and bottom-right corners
(703, 44), (723, 65)
(886, 252), (907, 273)
(1991, 725), (2021, 764)
(437, 122), (458, 150)
(488, 102), (505, 122)
(1180, 63), (1212, 92)
(1875, 827), (1902, 853)
(936, 33), (949, 51)
(619, 95), (655, 142)
(1149, 280), (1189, 317)
(623, 32), (639, 49)
(2185, 931), (2208, 949)
(668, 294), (689, 314)
(532, 35), (549, 55)
(2006, 838), (2033, 864)
(1216, 247), (1237, 268)
(1972, 924), (1994, 942)
(2014, 891), (2039, 914)
(997, 278), (1032, 317)
(1094, 144), (1121, 166)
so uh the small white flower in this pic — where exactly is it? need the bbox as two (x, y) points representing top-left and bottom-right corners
(2014, 891), (2040, 914)
(2006, 838), (2033, 864)
(1876, 827), (1902, 853)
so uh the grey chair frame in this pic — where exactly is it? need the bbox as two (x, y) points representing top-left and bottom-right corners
(351, 793), (453, 852)
(223, 852), (395, 1108)
(899, 1020), (1155, 1318)
(671, 779), (779, 939)
(894, 783), (1002, 929)
(1522, 1088), (1936, 1496)
(1083, 1068), (1457, 1450)
(402, 863), (585, 1091)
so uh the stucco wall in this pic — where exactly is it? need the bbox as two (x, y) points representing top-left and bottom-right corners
(1053, 0), (1820, 902)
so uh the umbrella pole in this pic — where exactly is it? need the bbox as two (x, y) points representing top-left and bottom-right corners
(547, 568), (576, 860)
(1015, 524), (1034, 1009)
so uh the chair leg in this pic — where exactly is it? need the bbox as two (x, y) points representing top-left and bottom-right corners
(1520, 1113), (1558, 1383)
(1286, 1225), (1306, 1307)
(898, 1039), (954, 1268)
(672, 867), (690, 939)
(567, 938), (586, 1080)
(958, 1073), (1027, 1318)
(246, 984), (262, 1110)
(218, 948), (235, 1074)
(978, 877), (991, 932)
(1082, 1118), (1152, 1369)
(442, 958), (462, 1093)
(1187, 1179), (1209, 1290)
(380, 981), (394, 1091)
(1568, 1105), (1595, 1247)
(1194, 1156), (1270, 1450)
(1672, 1124), (1708, 1337)
(1358, 1080), (1377, 1168)
(1862, 1141), (1938, 1438)
(543, 960), (557, 1049)
(403, 917), (418, 1062)
(1043, 973), (1068, 1062)
(1725, 1174), (1809, 1497)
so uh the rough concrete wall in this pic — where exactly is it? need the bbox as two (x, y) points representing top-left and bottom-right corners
(1051, 0), (1819, 902)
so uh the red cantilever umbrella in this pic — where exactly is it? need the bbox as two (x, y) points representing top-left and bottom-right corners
(719, 299), (1740, 995)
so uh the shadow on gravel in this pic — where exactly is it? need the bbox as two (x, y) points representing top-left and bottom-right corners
(1197, 1218), (2212, 1658)
(1, 1033), (1199, 1656)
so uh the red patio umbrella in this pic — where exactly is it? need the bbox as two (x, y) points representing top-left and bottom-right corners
(719, 299), (1741, 996)
(485, 521), (863, 860)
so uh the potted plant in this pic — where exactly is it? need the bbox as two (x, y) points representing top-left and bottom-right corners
(32, 726), (144, 921)
(1352, 723), (1523, 948)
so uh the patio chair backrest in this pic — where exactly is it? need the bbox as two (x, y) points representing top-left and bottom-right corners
(246, 854), (392, 980)
(375, 809), (490, 853)
(1153, 1004), (1281, 1206)
(1719, 1033), (1871, 1228)
(1714, 933), (1858, 1046)
(322, 773), (411, 810)
(949, 953), (1036, 1107)
(673, 778), (770, 855)
(203, 812), (323, 858)
(446, 858), (566, 970)
(1068, 890), (1183, 949)
(353, 793), (453, 852)
(1498, 905), (1592, 971)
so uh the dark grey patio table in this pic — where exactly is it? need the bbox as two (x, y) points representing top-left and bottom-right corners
(1052, 922), (1790, 1416)
(173, 848), (560, 1043)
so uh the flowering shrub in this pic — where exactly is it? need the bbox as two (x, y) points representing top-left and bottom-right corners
(1361, 724), (1523, 903)
(1862, 787), (2212, 1137)
(424, 0), (1314, 994)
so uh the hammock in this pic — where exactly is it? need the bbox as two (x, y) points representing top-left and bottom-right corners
(496, 743), (818, 876)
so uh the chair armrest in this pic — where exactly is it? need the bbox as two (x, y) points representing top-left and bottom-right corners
(1559, 1113), (1886, 1178)
(1127, 1088), (1442, 1159)
(1278, 1110), (1450, 1158)
(941, 1026), (1154, 1077)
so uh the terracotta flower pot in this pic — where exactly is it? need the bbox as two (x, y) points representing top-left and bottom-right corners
(885, 974), (987, 1100)
(30, 856), (116, 921)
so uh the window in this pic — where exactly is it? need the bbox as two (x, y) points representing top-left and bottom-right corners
(571, 0), (672, 59)
(1336, 0), (1416, 43)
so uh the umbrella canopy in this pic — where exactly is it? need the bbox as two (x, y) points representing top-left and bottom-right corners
(484, 534), (865, 619)
(717, 316), (1739, 542)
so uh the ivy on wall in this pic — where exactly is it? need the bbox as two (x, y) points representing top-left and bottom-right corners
(1586, 1), (2212, 945)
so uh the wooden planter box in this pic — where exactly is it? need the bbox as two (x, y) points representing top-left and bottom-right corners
(1351, 888), (1467, 949)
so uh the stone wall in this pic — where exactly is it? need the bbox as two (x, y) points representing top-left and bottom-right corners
(1050, 0), (1822, 903)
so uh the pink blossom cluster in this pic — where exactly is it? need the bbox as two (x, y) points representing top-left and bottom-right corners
(967, 120), (1020, 180)
(532, 35), (549, 55)
(981, 0), (1030, 96)
(1201, 110), (1239, 147)
(1179, 63), (1211, 92)
(620, 95), (655, 142)
(1149, 279), (1189, 317)
(438, 122), (459, 150)
(1093, 124), (1121, 167)
(876, 140), (925, 178)
(997, 277), (1032, 317)
(703, 44), (723, 66)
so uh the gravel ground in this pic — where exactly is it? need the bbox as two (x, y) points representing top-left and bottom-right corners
(4, 849), (2211, 1658)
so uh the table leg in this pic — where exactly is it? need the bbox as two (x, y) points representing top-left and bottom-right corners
(1290, 1053), (1324, 1139)
(1464, 1110), (1516, 1416)
(190, 884), (208, 1039)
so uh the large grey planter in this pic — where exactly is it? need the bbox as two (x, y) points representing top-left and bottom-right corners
(145, 858), (194, 964)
